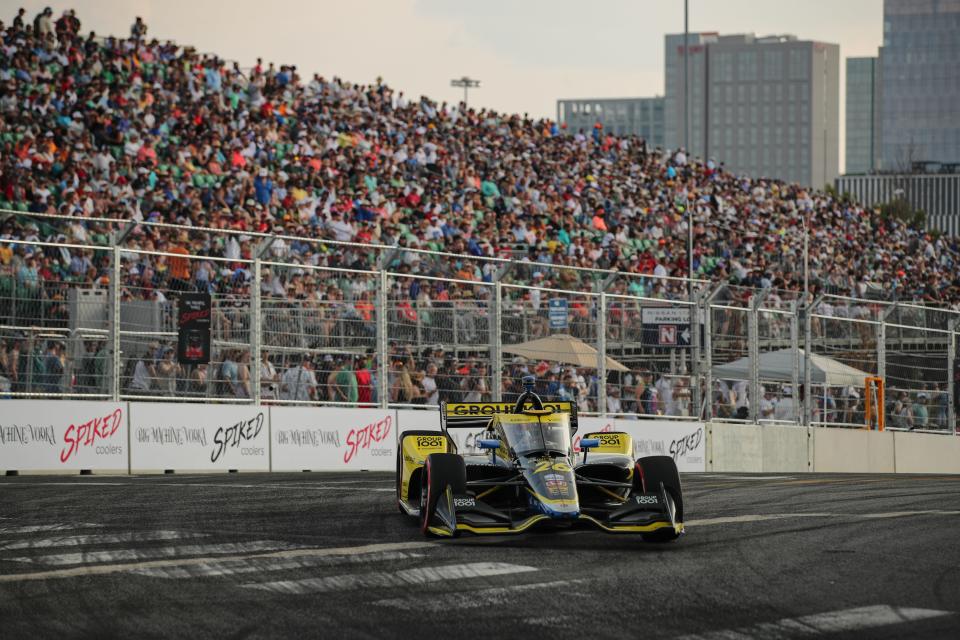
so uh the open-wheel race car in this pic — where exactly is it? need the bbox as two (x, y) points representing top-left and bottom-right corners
(396, 377), (684, 540)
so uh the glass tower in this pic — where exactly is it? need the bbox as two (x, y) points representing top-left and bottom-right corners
(879, 0), (960, 170)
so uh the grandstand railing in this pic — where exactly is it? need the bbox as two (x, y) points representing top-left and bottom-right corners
(0, 209), (956, 433)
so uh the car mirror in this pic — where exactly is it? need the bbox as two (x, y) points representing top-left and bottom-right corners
(579, 438), (599, 450)
(477, 439), (501, 450)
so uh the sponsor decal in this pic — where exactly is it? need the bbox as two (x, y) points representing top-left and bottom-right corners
(595, 433), (623, 447)
(211, 413), (265, 463)
(0, 424), (57, 447)
(447, 402), (573, 417)
(344, 415), (392, 463)
(543, 473), (570, 496)
(573, 423), (613, 452)
(453, 496), (476, 508)
(276, 429), (341, 448)
(634, 494), (660, 506)
(61, 408), (123, 463)
(414, 435), (444, 449)
(669, 428), (703, 461)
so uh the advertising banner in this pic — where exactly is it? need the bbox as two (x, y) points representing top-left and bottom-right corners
(0, 401), (127, 472)
(272, 407), (395, 471)
(177, 292), (211, 365)
(129, 403), (268, 471)
(614, 419), (706, 472)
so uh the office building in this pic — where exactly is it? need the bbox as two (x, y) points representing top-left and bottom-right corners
(845, 57), (881, 174)
(556, 97), (665, 147)
(665, 33), (840, 187)
(836, 169), (960, 235)
(879, 0), (960, 170)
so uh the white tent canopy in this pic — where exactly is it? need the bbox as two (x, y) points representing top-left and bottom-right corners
(503, 334), (630, 372)
(712, 348), (869, 387)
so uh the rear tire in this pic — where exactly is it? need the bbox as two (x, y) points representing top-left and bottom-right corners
(420, 453), (467, 537)
(635, 455), (684, 542)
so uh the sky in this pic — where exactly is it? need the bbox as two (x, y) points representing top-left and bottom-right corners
(9, 1), (884, 171)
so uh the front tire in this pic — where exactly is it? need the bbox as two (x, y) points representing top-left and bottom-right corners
(420, 453), (467, 537)
(397, 430), (446, 514)
(636, 455), (684, 542)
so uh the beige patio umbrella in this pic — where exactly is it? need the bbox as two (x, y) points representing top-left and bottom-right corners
(503, 334), (630, 372)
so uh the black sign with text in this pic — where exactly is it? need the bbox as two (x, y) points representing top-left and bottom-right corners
(177, 293), (211, 365)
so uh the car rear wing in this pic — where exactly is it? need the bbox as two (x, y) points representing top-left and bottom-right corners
(440, 400), (579, 436)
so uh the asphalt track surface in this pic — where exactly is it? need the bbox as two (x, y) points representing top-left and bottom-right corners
(1, 473), (959, 639)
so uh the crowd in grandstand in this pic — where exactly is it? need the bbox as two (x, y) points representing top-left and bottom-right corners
(0, 8), (956, 427)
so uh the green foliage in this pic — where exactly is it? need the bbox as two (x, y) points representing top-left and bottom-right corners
(880, 198), (926, 228)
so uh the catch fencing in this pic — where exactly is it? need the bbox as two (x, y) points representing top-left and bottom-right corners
(0, 210), (956, 433)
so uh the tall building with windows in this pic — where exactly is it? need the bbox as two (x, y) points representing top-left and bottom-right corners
(664, 33), (840, 188)
(879, 0), (960, 170)
(556, 97), (664, 146)
(845, 57), (881, 174)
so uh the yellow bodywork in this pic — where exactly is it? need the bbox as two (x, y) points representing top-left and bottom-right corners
(399, 433), (449, 504)
(583, 431), (633, 456)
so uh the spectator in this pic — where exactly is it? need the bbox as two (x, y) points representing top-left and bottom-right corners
(156, 346), (182, 396)
(280, 354), (316, 402)
(912, 392), (930, 429)
(329, 357), (358, 404)
(422, 362), (439, 405)
(130, 15), (146, 41)
(260, 351), (279, 401)
(129, 348), (155, 393)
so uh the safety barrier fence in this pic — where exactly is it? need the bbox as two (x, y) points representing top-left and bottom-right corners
(3, 400), (959, 476)
(0, 210), (957, 432)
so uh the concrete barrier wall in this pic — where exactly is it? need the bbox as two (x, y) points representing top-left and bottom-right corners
(893, 431), (960, 474)
(708, 423), (908, 474)
(708, 423), (763, 472)
(811, 428), (894, 473)
(761, 425), (810, 473)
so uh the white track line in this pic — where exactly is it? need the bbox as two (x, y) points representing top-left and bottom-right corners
(686, 514), (833, 526)
(686, 510), (960, 527)
(10, 540), (302, 566)
(243, 562), (538, 595)
(0, 482), (393, 491)
(129, 551), (425, 579)
(677, 605), (953, 639)
(0, 541), (434, 583)
(0, 530), (204, 551)
(374, 578), (586, 611)
(0, 523), (103, 535)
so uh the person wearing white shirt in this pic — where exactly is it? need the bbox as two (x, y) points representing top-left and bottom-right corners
(260, 351), (279, 400)
(655, 375), (675, 416)
(280, 357), (317, 402)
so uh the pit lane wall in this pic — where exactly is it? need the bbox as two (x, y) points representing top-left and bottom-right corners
(0, 401), (957, 474)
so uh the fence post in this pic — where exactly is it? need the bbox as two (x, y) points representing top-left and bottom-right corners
(110, 245), (121, 401)
(491, 281), (503, 402)
(690, 288), (701, 420)
(747, 296), (758, 423)
(377, 269), (388, 409)
(803, 301), (813, 427)
(949, 319), (957, 432)
(790, 300), (800, 424)
(703, 284), (725, 421)
(597, 289), (607, 417)
(252, 258), (262, 405)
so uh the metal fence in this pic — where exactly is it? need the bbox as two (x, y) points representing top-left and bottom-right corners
(0, 210), (957, 433)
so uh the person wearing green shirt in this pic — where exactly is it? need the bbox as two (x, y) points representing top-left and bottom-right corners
(332, 358), (359, 404)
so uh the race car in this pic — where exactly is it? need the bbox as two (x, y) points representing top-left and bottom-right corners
(396, 377), (684, 540)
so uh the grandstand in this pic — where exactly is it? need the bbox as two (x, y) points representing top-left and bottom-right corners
(0, 8), (957, 430)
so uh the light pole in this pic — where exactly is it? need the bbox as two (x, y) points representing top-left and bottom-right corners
(803, 211), (809, 297)
(450, 76), (481, 107)
(684, 0), (693, 295)
(684, 0), (689, 155)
